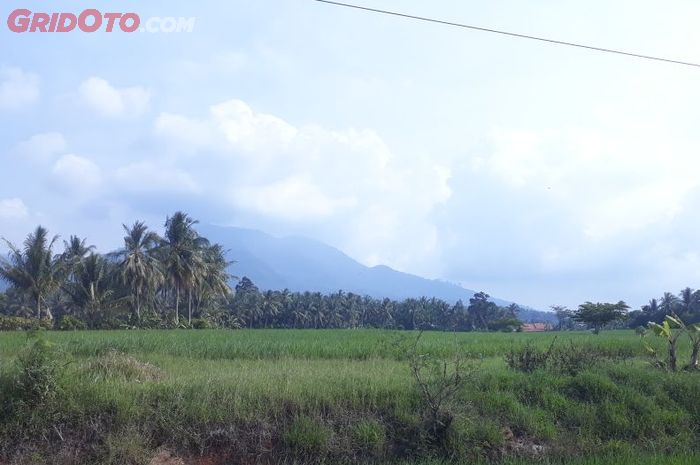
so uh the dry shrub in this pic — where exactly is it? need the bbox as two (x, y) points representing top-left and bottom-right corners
(88, 351), (165, 382)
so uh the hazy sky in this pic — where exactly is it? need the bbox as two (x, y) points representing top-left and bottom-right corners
(2, 0), (700, 309)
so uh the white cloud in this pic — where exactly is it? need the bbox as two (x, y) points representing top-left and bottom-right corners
(0, 67), (39, 110)
(155, 113), (218, 152)
(114, 161), (199, 194)
(78, 77), (150, 117)
(153, 99), (451, 271)
(51, 154), (102, 193)
(232, 177), (356, 220)
(0, 198), (29, 221)
(13, 132), (67, 164)
(483, 124), (700, 241)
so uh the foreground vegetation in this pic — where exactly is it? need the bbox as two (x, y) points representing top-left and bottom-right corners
(0, 329), (698, 464)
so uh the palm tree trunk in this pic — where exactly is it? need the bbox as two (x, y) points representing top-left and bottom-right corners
(36, 294), (41, 319)
(175, 286), (180, 325)
(690, 342), (699, 370)
(135, 288), (141, 321)
(188, 289), (192, 325)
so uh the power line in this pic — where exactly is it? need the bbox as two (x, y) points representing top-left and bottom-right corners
(312, 0), (700, 69)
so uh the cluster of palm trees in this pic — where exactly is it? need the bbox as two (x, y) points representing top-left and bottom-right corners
(0, 212), (232, 327)
(1, 212), (536, 331)
(628, 288), (700, 328)
(228, 282), (524, 331)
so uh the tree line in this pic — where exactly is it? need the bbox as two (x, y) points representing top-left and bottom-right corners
(551, 289), (700, 333)
(3, 211), (692, 332)
(0, 212), (528, 331)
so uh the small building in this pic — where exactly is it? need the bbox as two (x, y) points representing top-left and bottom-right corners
(521, 323), (550, 332)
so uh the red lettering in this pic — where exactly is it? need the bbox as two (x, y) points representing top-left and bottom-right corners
(120, 13), (140, 33)
(57, 13), (77, 32)
(78, 9), (102, 32)
(104, 12), (121, 32)
(7, 8), (31, 33)
(30, 12), (50, 32)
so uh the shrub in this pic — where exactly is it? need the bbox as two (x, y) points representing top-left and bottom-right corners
(284, 416), (331, 457)
(191, 318), (210, 329)
(505, 339), (556, 373)
(549, 342), (603, 376)
(407, 331), (474, 450)
(0, 316), (52, 331)
(506, 339), (604, 376)
(87, 350), (165, 382)
(12, 333), (66, 409)
(351, 419), (386, 455)
(57, 315), (87, 331)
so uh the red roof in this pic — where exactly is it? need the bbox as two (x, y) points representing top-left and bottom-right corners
(522, 323), (549, 332)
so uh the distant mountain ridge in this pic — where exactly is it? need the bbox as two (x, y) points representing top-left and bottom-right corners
(199, 225), (555, 323)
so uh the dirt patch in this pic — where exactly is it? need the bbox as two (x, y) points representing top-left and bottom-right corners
(149, 450), (186, 465)
(501, 427), (546, 458)
(149, 450), (241, 465)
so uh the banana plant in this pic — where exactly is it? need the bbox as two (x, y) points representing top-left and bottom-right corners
(646, 314), (684, 372)
(688, 324), (700, 370)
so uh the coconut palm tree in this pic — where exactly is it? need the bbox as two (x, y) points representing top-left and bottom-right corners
(63, 253), (116, 327)
(678, 287), (698, 319)
(660, 292), (681, 316)
(192, 243), (233, 321)
(59, 235), (95, 295)
(61, 235), (94, 262)
(160, 212), (206, 325)
(113, 222), (163, 321)
(0, 226), (61, 319)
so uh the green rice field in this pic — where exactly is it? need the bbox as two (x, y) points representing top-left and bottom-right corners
(0, 329), (698, 465)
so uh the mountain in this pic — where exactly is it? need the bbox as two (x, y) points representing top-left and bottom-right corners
(199, 225), (555, 323)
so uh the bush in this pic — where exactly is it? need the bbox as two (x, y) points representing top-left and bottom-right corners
(0, 316), (52, 331)
(505, 339), (556, 373)
(351, 419), (386, 455)
(506, 339), (603, 376)
(285, 416), (331, 457)
(57, 315), (87, 331)
(87, 350), (165, 382)
(549, 341), (604, 376)
(12, 333), (66, 409)
(407, 331), (474, 451)
(191, 318), (210, 329)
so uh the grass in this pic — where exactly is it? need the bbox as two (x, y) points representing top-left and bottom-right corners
(0, 329), (698, 464)
(0, 328), (670, 360)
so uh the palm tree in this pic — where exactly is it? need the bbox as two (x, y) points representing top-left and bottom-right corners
(660, 292), (680, 315)
(679, 287), (698, 319)
(59, 235), (95, 298)
(192, 243), (233, 321)
(160, 212), (206, 325)
(114, 222), (163, 321)
(646, 298), (660, 313)
(61, 235), (94, 262)
(63, 253), (115, 327)
(0, 226), (61, 319)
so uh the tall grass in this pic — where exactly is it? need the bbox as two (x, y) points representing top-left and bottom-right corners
(0, 329), (697, 464)
(0, 329), (672, 360)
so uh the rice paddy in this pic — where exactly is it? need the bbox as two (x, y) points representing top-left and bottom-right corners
(0, 329), (697, 464)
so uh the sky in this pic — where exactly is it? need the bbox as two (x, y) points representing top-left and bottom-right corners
(2, 0), (700, 309)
